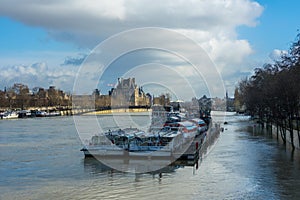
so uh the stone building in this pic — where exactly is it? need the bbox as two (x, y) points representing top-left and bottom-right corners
(110, 78), (150, 107)
(78, 78), (170, 109)
(153, 94), (170, 107)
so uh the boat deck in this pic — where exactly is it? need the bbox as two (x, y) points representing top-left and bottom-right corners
(82, 125), (220, 162)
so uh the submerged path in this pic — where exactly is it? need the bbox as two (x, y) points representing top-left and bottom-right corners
(1, 114), (300, 199)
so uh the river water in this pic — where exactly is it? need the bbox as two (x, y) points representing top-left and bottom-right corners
(1, 112), (300, 199)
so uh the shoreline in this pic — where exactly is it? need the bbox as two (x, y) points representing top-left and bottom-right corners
(1, 107), (152, 118)
(83, 108), (151, 116)
(251, 120), (300, 150)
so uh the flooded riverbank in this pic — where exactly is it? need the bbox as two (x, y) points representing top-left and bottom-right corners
(1, 113), (300, 199)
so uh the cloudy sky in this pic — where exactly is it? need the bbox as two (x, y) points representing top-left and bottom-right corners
(0, 0), (299, 99)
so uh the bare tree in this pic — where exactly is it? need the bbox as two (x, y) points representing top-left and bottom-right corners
(237, 34), (300, 149)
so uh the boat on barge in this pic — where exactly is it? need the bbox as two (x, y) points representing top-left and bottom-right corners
(81, 105), (211, 160)
(81, 124), (196, 159)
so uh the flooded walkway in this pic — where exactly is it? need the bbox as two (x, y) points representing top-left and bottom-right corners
(1, 114), (300, 199)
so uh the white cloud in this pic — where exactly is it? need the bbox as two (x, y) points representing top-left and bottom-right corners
(0, 0), (264, 96)
(269, 49), (288, 61)
(0, 62), (77, 91)
(123, 63), (206, 100)
(0, 0), (263, 44)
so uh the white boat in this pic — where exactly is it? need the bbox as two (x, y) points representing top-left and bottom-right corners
(0, 111), (18, 119)
(81, 128), (145, 157)
(35, 111), (47, 117)
(36, 111), (61, 117)
(81, 108), (210, 159)
(189, 118), (208, 135)
(18, 110), (33, 118)
(171, 121), (198, 139)
(81, 127), (189, 159)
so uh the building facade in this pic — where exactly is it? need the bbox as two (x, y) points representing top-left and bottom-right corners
(110, 78), (150, 107)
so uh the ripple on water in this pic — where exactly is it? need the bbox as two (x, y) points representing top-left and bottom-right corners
(1, 114), (300, 199)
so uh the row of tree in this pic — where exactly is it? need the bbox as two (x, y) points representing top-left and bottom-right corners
(0, 83), (71, 109)
(235, 34), (300, 149)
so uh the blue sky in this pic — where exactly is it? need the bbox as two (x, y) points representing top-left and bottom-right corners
(238, 0), (299, 58)
(0, 0), (299, 98)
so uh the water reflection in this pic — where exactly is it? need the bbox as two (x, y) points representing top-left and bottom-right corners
(83, 157), (199, 177)
(3, 114), (300, 199)
(230, 121), (300, 199)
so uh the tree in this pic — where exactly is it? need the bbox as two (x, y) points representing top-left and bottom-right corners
(237, 33), (300, 149)
(11, 83), (30, 109)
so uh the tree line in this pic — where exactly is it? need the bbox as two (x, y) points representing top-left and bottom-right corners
(235, 33), (300, 149)
(0, 83), (71, 110)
